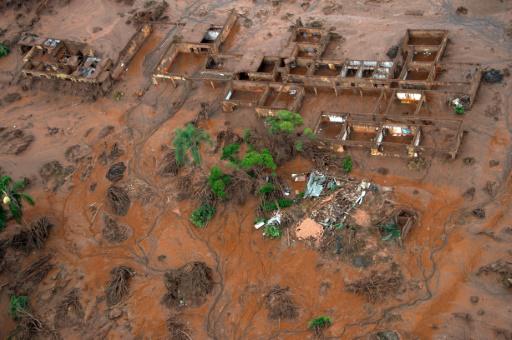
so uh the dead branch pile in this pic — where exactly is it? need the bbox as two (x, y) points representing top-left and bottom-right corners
(226, 170), (254, 205)
(55, 289), (84, 328)
(106, 186), (131, 216)
(162, 262), (214, 308)
(214, 128), (242, 153)
(102, 214), (129, 243)
(9, 309), (57, 340)
(266, 133), (297, 165)
(193, 177), (216, 207)
(167, 316), (192, 340)
(265, 285), (299, 320)
(320, 228), (366, 258)
(106, 266), (135, 306)
(10, 217), (54, 252)
(345, 269), (403, 303)
(11, 255), (53, 295)
(106, 162), (126, 182)
(0, 127), (35, 155)
(280, 206), (305, 228)
(477, 260), (512, 289)
(129, 0), (168, 25)
(159, 149), (180, 177)
(175, 172), (193, 200)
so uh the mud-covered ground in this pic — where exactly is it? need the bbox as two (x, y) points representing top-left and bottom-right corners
(0, 0), (511, 339)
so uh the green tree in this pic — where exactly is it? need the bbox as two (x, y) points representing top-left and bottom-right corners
(172, 124), (210, 166)
(266, 110), (304, 134)
(240, 149), (277, 171)
(308, 316), (332, 332)
(0, 43), (10, 58)
(208, 166), (231, 199)
(342, 156), (353, 174)
(1, 176), (34, 230)
(190, 203), (216, 228)
(9, 295), (28, 319)
(221, 143), (240, 163)
(263, 225), (282, 239)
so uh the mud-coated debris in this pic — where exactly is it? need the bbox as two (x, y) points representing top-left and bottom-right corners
(477, 260), (512, 289)
(10, 216), (54, 252)
(489, 160), (500, 167)
(463, 157), (475, 165)
(10, 254), (53, 295)
(167, 316), (191, 340)
(470, 296), (479, 304)
(39, 160), (64, 182)
(129, 0), (168, 25)
(352, 255), (373, 268)
(483, 69), (504, 83)
(106, 162), (126, 182)
(484, 181), (498, 197)
(65, 144), (92, 163)
(463, 187), (476, 200)
(3, 92), (21, 103)
(102, 214), (130, 243)
(106, 186), (131, 216)
(477, 309), (485, 316)
(97, 125), (115, 139)
(0, 127), (34, 155)
(47, 127), (60, 135)
(371, 331), (400, 340)
(386, 45), (399, 59)
(55, 289), (84, 327)
(90, 182), (97, 192)
(407, 157), (428, 171)
(322, 2), (342, 15)
(106, 266), (135, 306)
(456, 6), (468, 15)
(108, 308), (123, 320)
(345, 268), (403, 303)
(377, 167), (389, 175)
(162, 262), (214, 308)
(265, 285), (299, 320)
(472, 208), (486, 219)
(159, 150), (180, 177)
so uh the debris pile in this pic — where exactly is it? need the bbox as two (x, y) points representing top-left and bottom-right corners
(106, 266), (135, 306)
(0, 127), (35, 155)
(162, 262), (214, 308)
(106, 186), (131, 216)
(345, 268), (403, 303)
(477, 260), (512, 289)
(265, 285), (299, 320)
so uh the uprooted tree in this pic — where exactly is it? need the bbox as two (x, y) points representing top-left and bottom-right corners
(172, 124), (211, 166)
(0, 176), (35, 230)
(266, 110), (304, 134)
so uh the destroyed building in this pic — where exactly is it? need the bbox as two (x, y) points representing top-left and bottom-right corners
(151, 19), (481, 159)
(17, 24), (152, 96)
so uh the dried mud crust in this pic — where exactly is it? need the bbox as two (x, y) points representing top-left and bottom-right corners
(0, 127), (35, 155)
(162, 262), (214, 309)
(265, 285), (299, 320)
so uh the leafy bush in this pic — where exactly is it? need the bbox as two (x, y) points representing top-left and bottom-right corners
(263, 225), (282, 239)
(221, 143), (240, 162)
(243, 128), (252, 143)
(9, 295), (28, 319)
(190, 203), (216, 228)
(308, 316), (332, 331)
(261, 201), (278, 212)
(172, 124), (210, 166)
(294, 140), (303, 152)
(0, 43), (10, 58)
(342, 156), (353, 174)
(277, 198), (294, 208)
(303, 127), (315, 138)
(381, 223), (401, 241)
(1, 176), (35, 230)
(208, 166), (231, 199)
(258, 183), (274, 195)
(266, 110), (304, 134)
(454, 104), (465, 115)
(240, 149), (277, 171)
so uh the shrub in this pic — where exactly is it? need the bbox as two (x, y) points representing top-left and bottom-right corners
(240, 149), (277, 171)
(1, 176), (35, 230)
(172, 124), (210, 166)
(208, 166), (231, 199)
(303, 127), (315, 138)
(261, 201), (278, 212)
(266, 110), (304, 134)
(381, 223), (401, 241)
(342, 156), (353, 174)
(454, 104), (465, 115)
(277, 198), (294, 208)
(243, 128), (252, 143)
(0, 43), (10, 58)
(264, 225), (282, 239)
(221, 143), (240, 162)
(294, 140), (303, 152)
(308, 316), (332, 331)
(9, 295), (28, 319)
(258, 183), (274, 195)
(190, 204), (216, 228)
